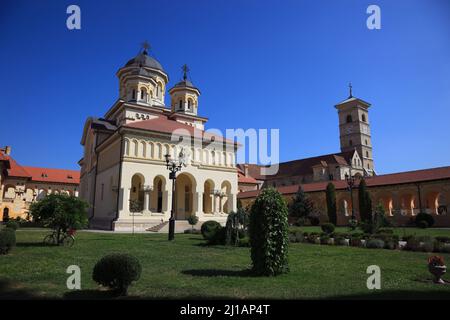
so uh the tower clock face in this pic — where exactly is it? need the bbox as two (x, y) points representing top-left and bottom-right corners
(346, 126), (353, 134)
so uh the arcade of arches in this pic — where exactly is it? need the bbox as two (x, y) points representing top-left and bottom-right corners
(127, 172), (234, 220)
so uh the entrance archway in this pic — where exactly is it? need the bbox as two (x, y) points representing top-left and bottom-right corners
(130, 173), (145, 212)
(221, 180), (232, 213)
(175, 173), (196, 220)
(151, 176), (166, 213)
(203, 179), (214, 213)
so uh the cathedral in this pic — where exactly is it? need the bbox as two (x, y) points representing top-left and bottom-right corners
(237, 85), (375, 191)
(79, 45), (238, 231)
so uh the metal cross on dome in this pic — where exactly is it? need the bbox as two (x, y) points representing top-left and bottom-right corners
(141, 41), (151, 54)
(182, 64), (190, 81)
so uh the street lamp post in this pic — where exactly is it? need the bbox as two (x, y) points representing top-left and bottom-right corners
(345, 169), (357, 221)
(164, 149), (187, 241)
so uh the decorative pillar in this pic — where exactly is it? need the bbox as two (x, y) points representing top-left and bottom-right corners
(143, 191), (150, 213)
(195, 191), (203, 218)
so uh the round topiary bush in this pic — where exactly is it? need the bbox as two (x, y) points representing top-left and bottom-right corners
(249, 188), (289, 276)
(415, 212), (434, 228)
(187, 215), (199, 229)
(321, 223), (335, 234)
(5, 221), (19, 231)
(92, 253), (141, 296)
(0, 228), (16, 255)
(366, 238), (385, 249)
(200, 220), (222, 241)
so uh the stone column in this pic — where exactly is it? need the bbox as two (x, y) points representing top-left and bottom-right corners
(195, 191), (203, 218)
(143, 191), (150, 213)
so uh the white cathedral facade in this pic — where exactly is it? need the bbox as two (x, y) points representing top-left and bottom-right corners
(79, 46), (238, 231)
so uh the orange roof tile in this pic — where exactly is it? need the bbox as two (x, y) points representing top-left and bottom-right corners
(22, 167), (80, 184)
(123, 116), (237, 144)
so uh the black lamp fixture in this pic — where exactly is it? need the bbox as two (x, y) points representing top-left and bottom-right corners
(164, 148), (187, 241)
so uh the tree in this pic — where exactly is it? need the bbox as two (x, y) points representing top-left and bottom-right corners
(29, 194), (88, 244)
(358, 178), (372, 223)
(289, 186), (314, 219)
(225, 208), (248, 246)
(249, 188), (289, 276)
(187, 215), (199, 230)
(326, 183), (337, 225)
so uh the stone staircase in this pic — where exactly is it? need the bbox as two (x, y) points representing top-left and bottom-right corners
(145, 221), (169, 232)
(157, 220), (197, 233)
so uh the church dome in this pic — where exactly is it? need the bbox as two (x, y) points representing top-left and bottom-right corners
(124, 50), (164, 72)
(174, 79), (195, 88)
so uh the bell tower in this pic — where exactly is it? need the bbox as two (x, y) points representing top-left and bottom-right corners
(169, 64), (200, 115)
(335, 84), (375, 175)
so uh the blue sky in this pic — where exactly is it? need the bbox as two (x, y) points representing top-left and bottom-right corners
(0, 0), (449, 174)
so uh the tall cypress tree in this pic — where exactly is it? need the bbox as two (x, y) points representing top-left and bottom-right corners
(289, 186), (314, 218)
(358, 178), (372, 222)
(326, 182), (337, 225)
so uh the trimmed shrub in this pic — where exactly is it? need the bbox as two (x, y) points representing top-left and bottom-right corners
(249, 188), (289, 276)
(187, 215), (199, 229)
(384, 240), (398, 250)
(366, 239), (385, 249)
(209, 227), (226, 245)
(422, 240), (434, 253)
(5, 221), (19, 231)
(288, 233), (297, 243)
(92, 254), (141, 296)
(0, 228), (16, 254)
(321, 223), (335, 235)
(334, 237), (348, 246)
(436, 236), (450, 244)
(200, 220), (222, 241)
(417, 220), (428, 229)
(295, 232), (304, 243)
(415, 212), (434, 228)
(405, 236), (421, 251)
(350, 238), (362, 247)
(320, 235), (330, 245)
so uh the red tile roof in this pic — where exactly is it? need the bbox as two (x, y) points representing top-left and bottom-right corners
(7, 157), (31, 178)
(22, 167), (80, 184)
(238, 171), (259, 184)
(124, 116), (237, 144)
(2, 151), (80, 185)
(238, 166), (450, 199)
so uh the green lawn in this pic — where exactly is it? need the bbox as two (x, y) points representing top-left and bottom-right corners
(1, 229), (450, 299)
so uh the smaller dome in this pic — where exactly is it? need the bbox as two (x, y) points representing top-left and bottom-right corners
(174, 79), (196, 88)
(124, 50), (164, 72)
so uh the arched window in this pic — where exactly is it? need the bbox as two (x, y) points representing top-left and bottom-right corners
(132, 89), (136, 100)
(366, 151), (369, 158)
(365, 139), (368, 145)
(349, 140), (353, 146)
(362, 114), (366, 122)
(141, 89), (144, 99)
(187, 100), (191, 110)
(346, 115), (352, 123)
(179, 100), (183, 109)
